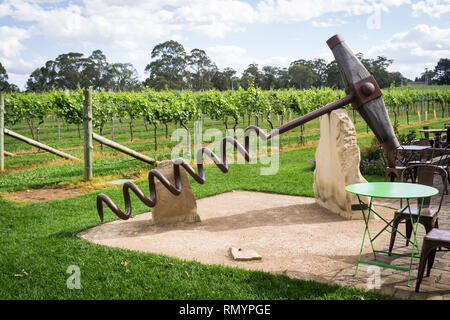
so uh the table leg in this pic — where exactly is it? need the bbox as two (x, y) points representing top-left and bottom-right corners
(355, 196), (376, 276)
(354, 196), (422, 282)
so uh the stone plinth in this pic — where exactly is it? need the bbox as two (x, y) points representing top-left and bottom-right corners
(152, 160), (200, 225)
(313, 109), (367, 220)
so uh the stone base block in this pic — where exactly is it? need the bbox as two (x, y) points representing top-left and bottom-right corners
(151, 160), (200, 225)
(313, 109), (368, 220)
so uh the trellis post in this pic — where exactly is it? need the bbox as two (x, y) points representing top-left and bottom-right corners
(0, 92), (4, 172)
(83, 88), (93, 181)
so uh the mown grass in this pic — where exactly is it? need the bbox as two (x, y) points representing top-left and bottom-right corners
(0, 147), (396, 300)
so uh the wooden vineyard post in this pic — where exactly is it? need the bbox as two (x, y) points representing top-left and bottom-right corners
(0, 92), (4, 172)
(57, 118), (61, 139)
(111, 118), (115, 141)
(83, 88), (93, 181)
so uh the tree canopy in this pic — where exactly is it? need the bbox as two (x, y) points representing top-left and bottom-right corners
(11, 39), (448, 93)
(26, 50), (140, 92)
(0, 63), (19, 92)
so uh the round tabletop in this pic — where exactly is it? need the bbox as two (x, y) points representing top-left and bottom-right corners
(345, 182), (439, 199)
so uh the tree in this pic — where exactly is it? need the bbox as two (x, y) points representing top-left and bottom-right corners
(434, 58), (450, 85)
(84, 50), (109, 90)
(387, 72), (405, 87)
(26, 50), (141, 92)
(26, 60), (58, 92)
(144, 40), (187, 90)
(0, 63), (9, 91)
(357, 54), (395, 88)
(288, 63), (316, 89)
(240, 63), (262, 89)
(212, 67), (237, 90)
(54, 52), (90, 89)
(416, 68), (436, 84)
(0, 63), (19, 92)
(107, 63), (141, 91)
(211, 70), (227, 91)
(324, 60), (344, 89)
(186, 48), (217, 90)
(311, 58), (327, 87)
(273, 68), (289, 89)
(7, 84), (19, 92)
(261, 66), (278, 90)
(26, 52), (88, 91)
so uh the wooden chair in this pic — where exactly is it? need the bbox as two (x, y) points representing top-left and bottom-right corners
(416, 228), (450, 292)
(388, 164), (448, 254)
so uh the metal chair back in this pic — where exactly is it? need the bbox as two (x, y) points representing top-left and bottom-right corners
(401, 164), (447, 213)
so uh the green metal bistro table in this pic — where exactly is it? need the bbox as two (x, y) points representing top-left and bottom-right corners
(345, 182), (439, 286)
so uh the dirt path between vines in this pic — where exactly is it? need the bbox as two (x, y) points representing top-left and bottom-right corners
(2, 185), (88, 202)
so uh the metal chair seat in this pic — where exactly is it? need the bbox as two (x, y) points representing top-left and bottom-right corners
(385, 166), (406, 182)
(424, 228), (450, 242)
(416, 228), (450, 292)
(394, 206), (437, 218)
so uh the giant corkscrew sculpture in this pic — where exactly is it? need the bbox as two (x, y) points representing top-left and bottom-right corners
(96, 34), (400, 222)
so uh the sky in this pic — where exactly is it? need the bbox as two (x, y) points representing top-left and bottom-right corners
(0, 0), (449, 90)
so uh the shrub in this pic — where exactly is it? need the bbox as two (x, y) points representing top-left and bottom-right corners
(360, 138), (385, 176)
(397, 130), (417, 145)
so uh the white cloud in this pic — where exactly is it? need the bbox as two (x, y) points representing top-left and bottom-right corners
(207, 45), (248, 71)
(0, 26), (30, 57)
(0, 2), (12, 18)
(311, 18), (348, 28)
(0, 0), (448, 88)
(1, 56), (34, 74)
(412, 0), (450, 18)
(4, 0), (255, 48)
(363, 24), (450, 79)
(0, 53), (46, 89)
(1, 0), (415, 49)
(256, 0), (410, 24)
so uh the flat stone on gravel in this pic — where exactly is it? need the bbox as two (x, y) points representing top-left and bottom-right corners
(230, 247), (262, 261)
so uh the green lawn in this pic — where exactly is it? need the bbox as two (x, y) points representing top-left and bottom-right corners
(0, 147), (396, 300)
